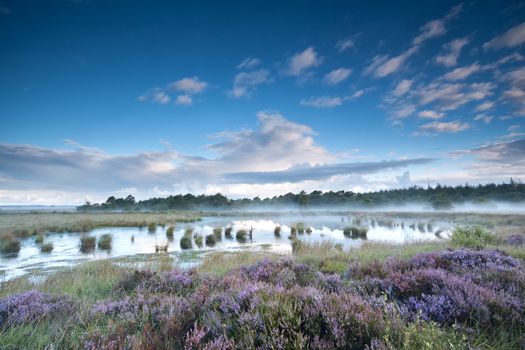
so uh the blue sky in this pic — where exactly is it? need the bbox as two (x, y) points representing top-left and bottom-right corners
(0, 0), (524, 204)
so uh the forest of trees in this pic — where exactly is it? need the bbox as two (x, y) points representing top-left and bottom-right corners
(77, 180), (525, 212)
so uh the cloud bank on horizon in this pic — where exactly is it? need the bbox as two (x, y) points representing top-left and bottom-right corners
(0, 1), (524, 204)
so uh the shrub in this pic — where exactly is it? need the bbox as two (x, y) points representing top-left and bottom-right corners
(290, 226), (297, 235)
(34, 233), (44, 244)
(166, 226), (175, 240)
(274, 226), (281, 237)
(0, 290), (75, 328)
(195, 235), (203, 248)
(306, 227), (312, 234)
(148, 223), (156, 232)
(225, 227), (233, 239)
(80, 236), (96, 253)
(296, 222), (305, 234)
(236, 230), (248, 243)
(0, 234), (21, 254)
(180, 235), (192, 249)
(343, 226), (367, 239)
(40, 242), (53, 253)
(206, 234), (217, 246)
(213, 227), (222, 241)
(451, 225), (496, 248)
(505, 234), (524, 246)
(97, 234), (112, 250)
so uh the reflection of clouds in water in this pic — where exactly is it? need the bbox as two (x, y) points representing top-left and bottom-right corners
(1, 215), (452, 281)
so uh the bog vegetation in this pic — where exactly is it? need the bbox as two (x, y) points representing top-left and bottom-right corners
(0, 225), (524, 349)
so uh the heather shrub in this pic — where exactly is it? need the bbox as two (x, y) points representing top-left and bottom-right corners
(97, 234), (112, 250)
(0, 290), (75, 328)
(451, 225), (496, 248)
(80, 236), (96, 253)
(505, 234), (524, 246)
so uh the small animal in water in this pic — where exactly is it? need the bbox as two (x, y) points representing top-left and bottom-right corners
(155, 244), (168, 253)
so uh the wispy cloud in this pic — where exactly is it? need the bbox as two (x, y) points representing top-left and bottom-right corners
(175, 94), (192, 105)
(323, 67), (352, 85)
(229, 69), (272, 98)
(364, 46), (418, 78)
(418, 110), (445, 119)
(435, 37), (470, 67)
(237, 57), (261, 69)
(138, 88), (171, 104)
(300, 96), (343, 108)
(483, 21), (525, 50)
(418, 120), (470, 134)
(335, 38), (355, 52)
(285, 47), (322, 77)
(168, 76), (208, 94)
(392, 79), (413, 97)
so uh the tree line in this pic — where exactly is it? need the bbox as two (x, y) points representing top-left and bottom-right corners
(76, 180), (525, 212)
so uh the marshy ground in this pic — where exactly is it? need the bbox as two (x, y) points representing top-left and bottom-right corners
(0, 210), (524, 349)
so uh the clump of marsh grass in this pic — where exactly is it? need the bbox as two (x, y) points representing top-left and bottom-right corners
(97, 234), (112, 250)
(213, 227), (222, 241)
(343, 227), (367, 239)
(224, 227), (233, 239)
(205, 234), (217, 246)
(180, 229), (193, 249)
(147, 223), (156, 232)
(80, 236), (96, 253)
(0, 233), (21, 254)
(34, 233), (45, 244)
(166, 226), (175, 241)
(236, 229), (248, 243)
(274, 226), (281, 237)
(40, 242), (53, 253)
(194, 235), (203, 248)
(290, 226), (297, 235)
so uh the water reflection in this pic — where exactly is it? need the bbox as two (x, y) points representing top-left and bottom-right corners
(0, 214), (451, 281)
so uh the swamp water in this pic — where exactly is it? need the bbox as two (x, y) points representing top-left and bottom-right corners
(0, 214), (451, 281)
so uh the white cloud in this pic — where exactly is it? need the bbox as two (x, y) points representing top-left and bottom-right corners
(483, 21), (525, 50)
(418, 120), (470, 134)
(393, 79), (413, 96)
(335, 38), (355, 52)
(237, 57), (261, 69)
(323, 67), (352, 85)
(393, 104), (416, 118)
(443, 62), (481, 81)
(364, 46), (418, 78)
(175, 94), (192, 105)
(416, 82), (495, 111)
(168, 76), (208, 94)
(138, 88), (171, 104)
(300, 96), (343, 108)
(435, 37), (469, 67)
(229, 69), (271, 98)
(285, 47), (321, 76)
(474, 114), (493, 124)
(418, 110), (445, 119)
(475, 101), (494, 112)
(413, 19), (446, 45)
